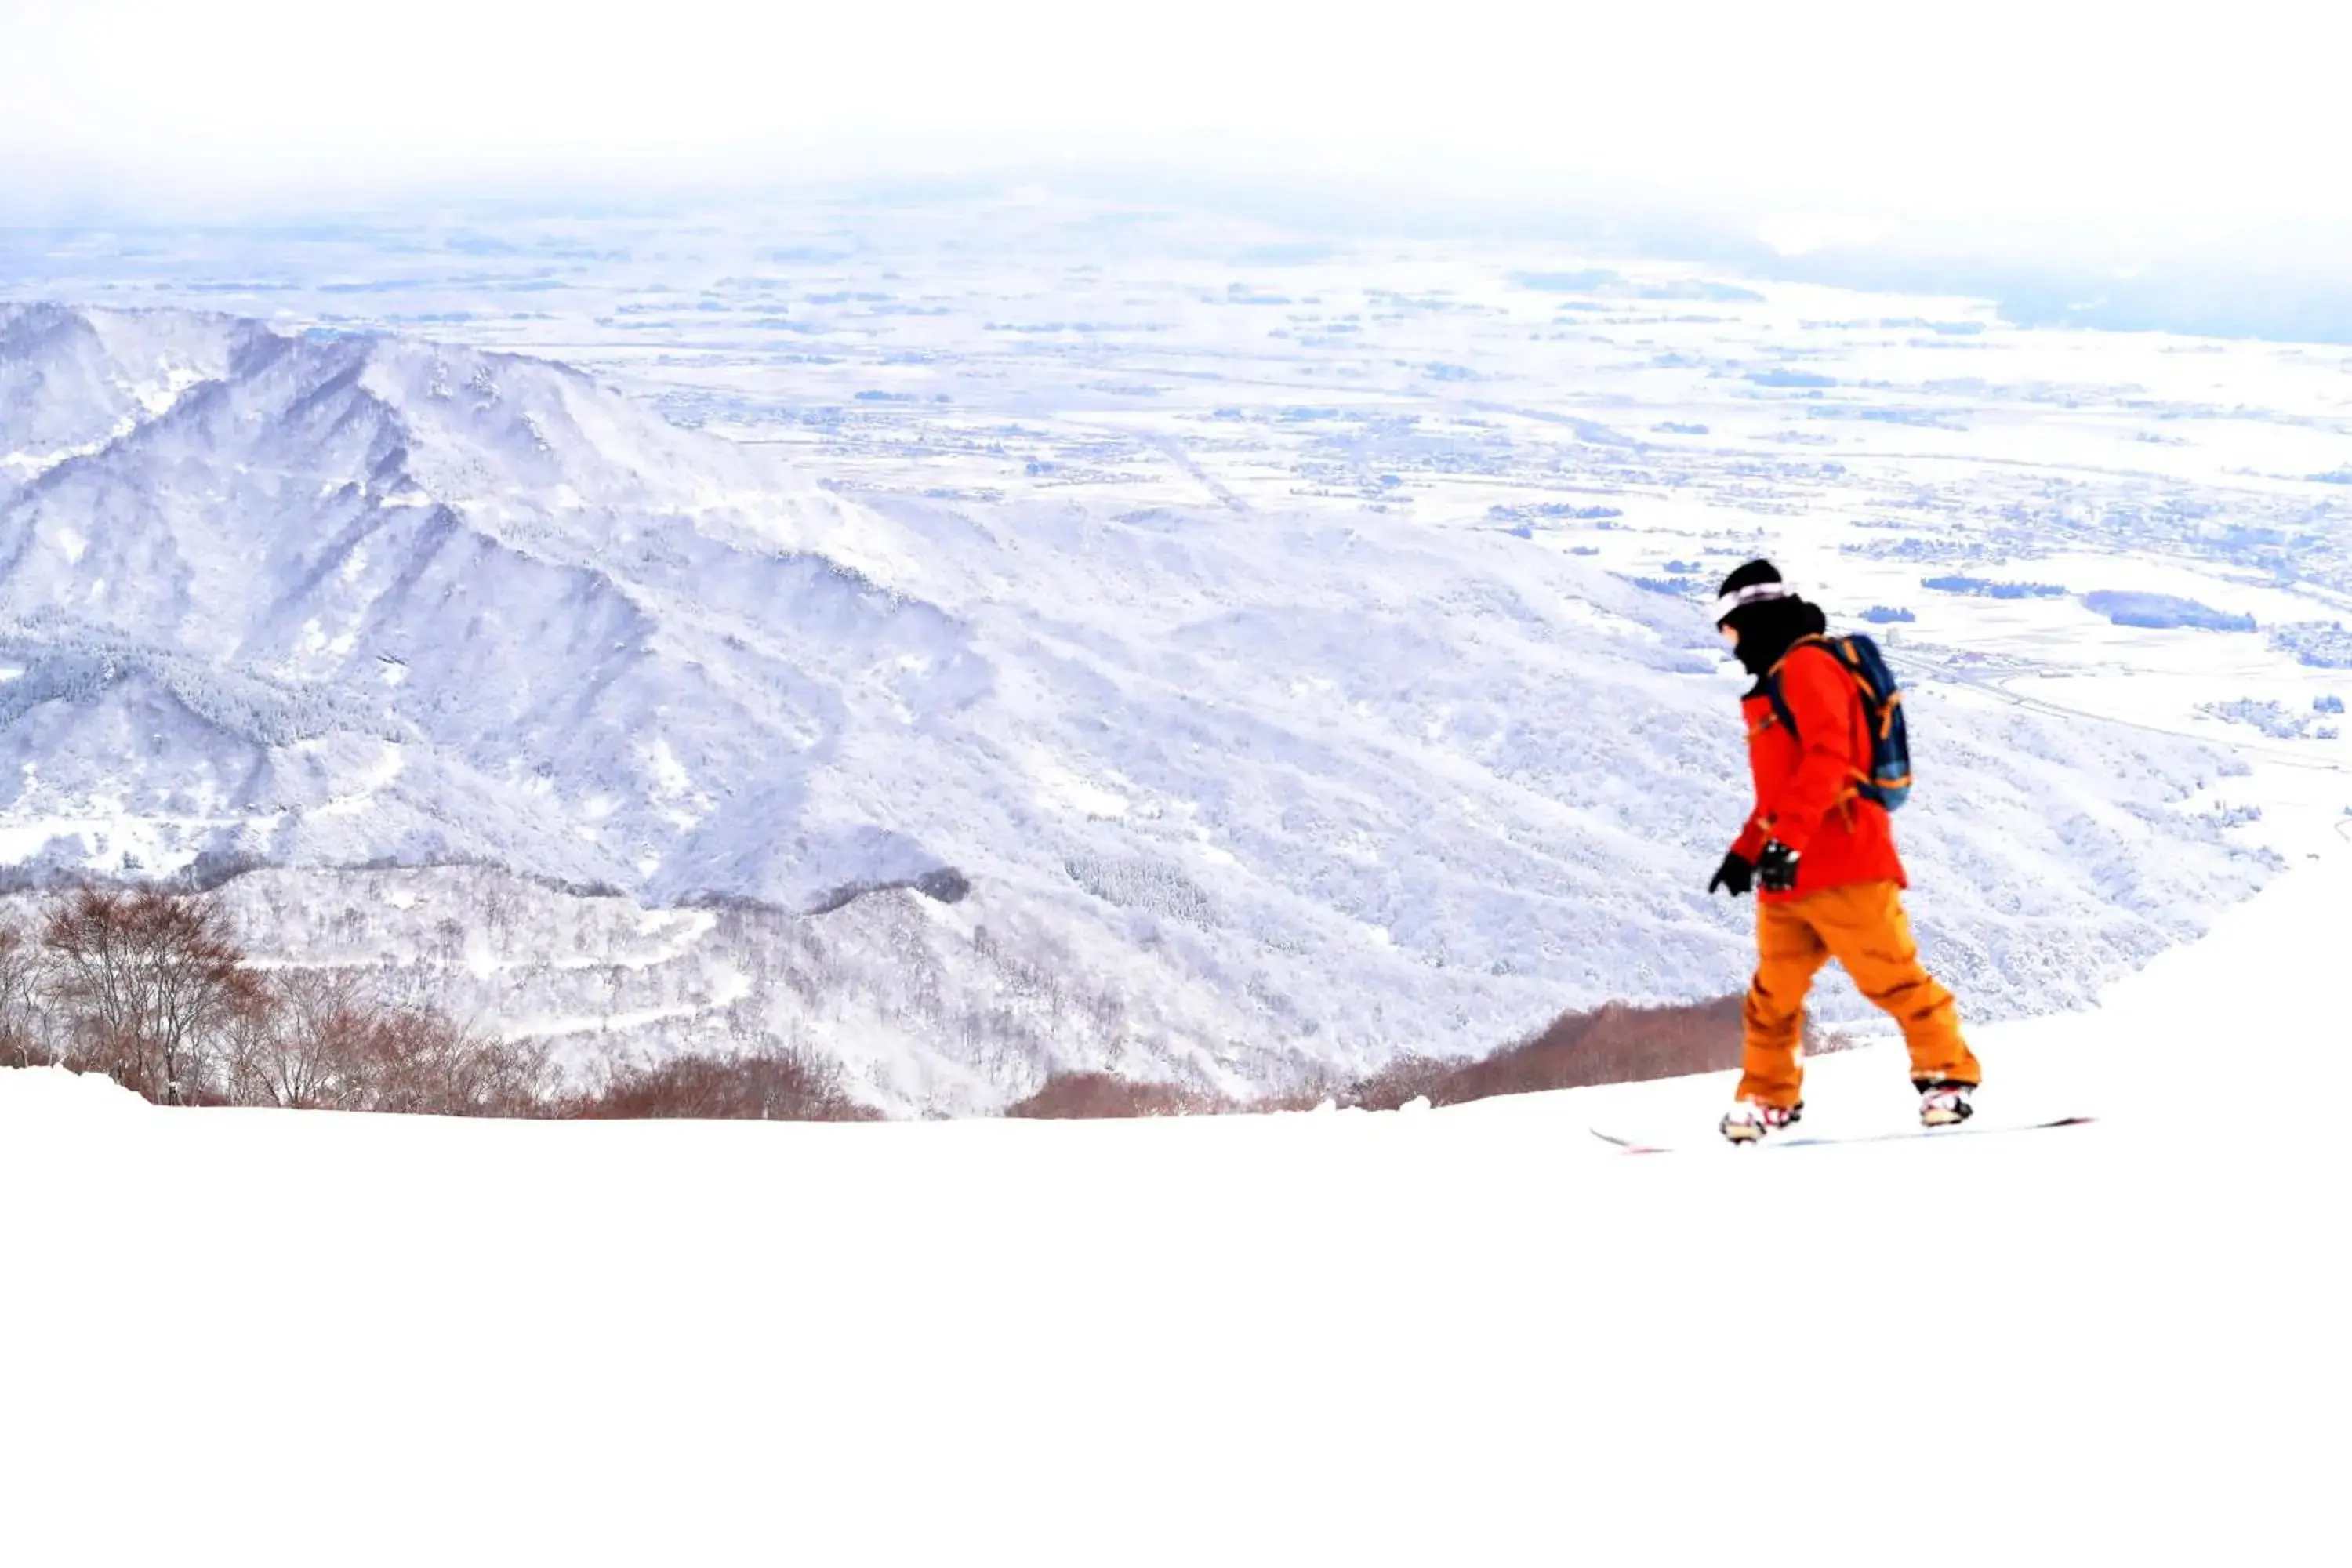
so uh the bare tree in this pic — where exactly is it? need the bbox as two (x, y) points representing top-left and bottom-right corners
(222, 967), (553, 1117)
(0, 918), (49, 1068)
(224, 968), (376, 1109)
(40, 887), (263, 1104)
(356, 1006), (553, 1117)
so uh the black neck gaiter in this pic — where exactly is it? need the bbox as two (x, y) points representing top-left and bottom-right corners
(1727, 598), (1828, 680)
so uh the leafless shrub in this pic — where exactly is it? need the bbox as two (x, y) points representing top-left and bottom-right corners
(572, 1044), (880, 1122)
(347, 1009), (554, 1118)
(1004, 996), (1784, 1120)
(223, 969), (380, 1110)
(188, 957), (554, 1118)
(1333, 996), (1749, 1110)
(1004, 1071), (1232, 1119)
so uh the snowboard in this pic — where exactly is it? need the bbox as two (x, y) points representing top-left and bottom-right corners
(1588, 1114), (2095, 1156)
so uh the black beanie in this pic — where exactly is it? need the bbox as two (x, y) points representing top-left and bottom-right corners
(1714, 558), (1787, 622)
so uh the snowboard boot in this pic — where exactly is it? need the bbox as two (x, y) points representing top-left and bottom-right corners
(1917, 1080), (1976, 1127)
(1720, 1098), (1802, 1145)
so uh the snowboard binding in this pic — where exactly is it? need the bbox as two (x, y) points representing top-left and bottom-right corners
(1917, 1080), (1976, 1128)
(1720, 1098), (1802, 1144)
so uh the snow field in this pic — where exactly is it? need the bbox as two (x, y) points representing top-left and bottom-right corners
(5, 828), (2343, 1564)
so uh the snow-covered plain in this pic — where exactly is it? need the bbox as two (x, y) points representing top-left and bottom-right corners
(2, 198), (2345, 1107)
(4, 804), (2341, 1565)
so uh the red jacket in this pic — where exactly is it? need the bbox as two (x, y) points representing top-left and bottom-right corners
(1731, 640), (1906, 902)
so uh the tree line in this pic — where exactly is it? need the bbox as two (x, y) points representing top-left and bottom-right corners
(3, 885), (873, 1121)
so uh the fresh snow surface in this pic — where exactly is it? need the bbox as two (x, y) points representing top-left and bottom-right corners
(4, 822), (2343, 1565)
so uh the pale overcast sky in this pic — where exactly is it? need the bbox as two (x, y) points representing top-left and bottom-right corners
(4, 0), (2347, 238)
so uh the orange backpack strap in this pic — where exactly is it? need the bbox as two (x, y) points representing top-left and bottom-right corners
(1765, 637), (1878, 808)
(1759, 635), (1831, 741)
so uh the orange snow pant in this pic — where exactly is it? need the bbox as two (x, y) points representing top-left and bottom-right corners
(1738, 880), (1980, 1109)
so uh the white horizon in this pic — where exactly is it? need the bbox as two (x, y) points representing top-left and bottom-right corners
(5, 0), (2348, 251)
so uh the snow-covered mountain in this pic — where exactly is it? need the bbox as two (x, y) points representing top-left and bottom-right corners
(0, 303), (2274, 1109)
(0, 300), (970, 903)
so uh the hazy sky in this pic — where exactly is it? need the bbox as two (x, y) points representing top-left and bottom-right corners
(5, 0), (2347, 241)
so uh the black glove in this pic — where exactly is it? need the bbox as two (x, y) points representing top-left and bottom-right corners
(1757, 840), (1801, 893)
(1707, 850), (1756, 898)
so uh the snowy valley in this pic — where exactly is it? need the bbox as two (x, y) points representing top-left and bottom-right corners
(2, 201), (2345, 1109)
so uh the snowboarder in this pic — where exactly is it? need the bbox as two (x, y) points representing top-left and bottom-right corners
(1705, 560), (1982, 1142)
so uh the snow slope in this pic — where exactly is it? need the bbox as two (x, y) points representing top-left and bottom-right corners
(0, 303), (2281, 1105)
(2, 822), (2340, 1564)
